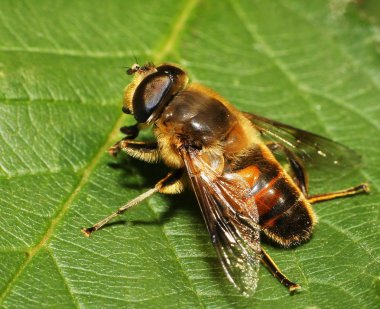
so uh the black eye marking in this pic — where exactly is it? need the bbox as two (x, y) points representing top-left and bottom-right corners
(133, 71), (173, 123)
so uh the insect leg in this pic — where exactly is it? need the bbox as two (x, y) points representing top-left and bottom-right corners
(82, 169), (184, 237)
(260, 247), (301, 293)
(119, 123), (140, 139)
(266, 142), (308, 195)
(308, 183), (369, 204)
(108, 139), (159, 162)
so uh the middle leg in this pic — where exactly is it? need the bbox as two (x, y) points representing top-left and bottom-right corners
(308, 183), (369, 204)
(82, 169), (184, 237)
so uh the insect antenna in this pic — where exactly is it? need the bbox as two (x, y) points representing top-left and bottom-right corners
(132, 52), (139, 65)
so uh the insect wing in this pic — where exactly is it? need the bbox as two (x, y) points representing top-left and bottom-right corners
(244, 112), (361, 170)
(180, 147), (261, 295)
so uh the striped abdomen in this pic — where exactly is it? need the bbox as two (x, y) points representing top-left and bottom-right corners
(235, 144), (316, 247)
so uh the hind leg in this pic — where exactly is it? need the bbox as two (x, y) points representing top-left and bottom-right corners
(308, 183), (369, 204)
(260, 248), (301, 293)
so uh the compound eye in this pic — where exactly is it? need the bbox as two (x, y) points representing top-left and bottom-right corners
(133, 72), (172, 123)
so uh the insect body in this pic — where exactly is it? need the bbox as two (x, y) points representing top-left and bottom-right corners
(83, 63), (368, 295)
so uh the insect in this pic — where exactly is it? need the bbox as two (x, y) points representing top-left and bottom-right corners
(82, 62), (369, 296)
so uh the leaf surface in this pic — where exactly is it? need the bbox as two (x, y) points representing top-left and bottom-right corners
(1, 0), (379, 308)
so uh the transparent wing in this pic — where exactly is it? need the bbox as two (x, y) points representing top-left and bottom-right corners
(243, 112), (361, 170)
(179, 147), (261, 295)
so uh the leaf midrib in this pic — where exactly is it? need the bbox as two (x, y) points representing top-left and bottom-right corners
(0, 113), (127, 305)
(0, 0), (202, 306)
(1, 0), (378, 306)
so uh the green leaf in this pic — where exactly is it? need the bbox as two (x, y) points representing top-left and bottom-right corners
(1, 0), (379, 308)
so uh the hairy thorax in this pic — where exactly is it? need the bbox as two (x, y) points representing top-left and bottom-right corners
(154, 86), (258, 169)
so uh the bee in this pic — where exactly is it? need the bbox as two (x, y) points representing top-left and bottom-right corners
(82, 62), (369, 295)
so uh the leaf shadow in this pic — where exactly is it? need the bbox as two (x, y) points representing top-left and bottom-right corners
(98, 190), (198, 228)
(104, 153), (314, 301)
(104, 154), (243, 296)
(106, 154), (201, 225)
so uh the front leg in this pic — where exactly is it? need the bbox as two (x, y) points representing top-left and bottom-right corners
(119, 123), (140, 139)
(108, 122), (141, 156)
(109, 139), (160, 163)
